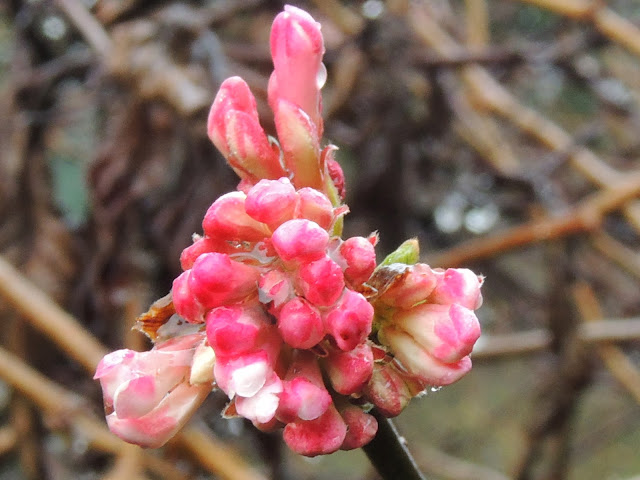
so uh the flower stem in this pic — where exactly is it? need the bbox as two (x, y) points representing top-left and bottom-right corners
(362, 409), (427, 480)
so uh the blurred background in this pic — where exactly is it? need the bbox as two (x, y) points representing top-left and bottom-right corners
(1, 0), (640, 479)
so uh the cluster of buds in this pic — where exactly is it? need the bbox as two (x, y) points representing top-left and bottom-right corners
(95, 5), (483, 457)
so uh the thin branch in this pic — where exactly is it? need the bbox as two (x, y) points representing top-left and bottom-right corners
(55, 0), (112, 56)
(0, 426), (17, 456)
(362, 410), (427, 480)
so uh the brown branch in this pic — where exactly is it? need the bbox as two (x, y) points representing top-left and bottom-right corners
(55, 0), (112, 56)
(572, 283), (640, 405)
(0, 426), (17, 456)
(590, 233), (640, 280)
(473, 317), (640, 359)
(430, 170), (640, 267)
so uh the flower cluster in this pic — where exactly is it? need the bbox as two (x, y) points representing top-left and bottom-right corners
(95, 5), (483, 457)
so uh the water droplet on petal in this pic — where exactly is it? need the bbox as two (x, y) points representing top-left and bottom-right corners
(316, 63), (327, 90)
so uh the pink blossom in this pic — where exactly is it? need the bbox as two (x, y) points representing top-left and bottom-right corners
(271, 219), (329, 263)
(283, 404), (346, 457)
(245, 178), (297, 230)
(202, 191), (270, 242)
(207, 77), (284, 181)
(339, 406), (378, 450)
(428, 268), (484, 310)
(235, 372), (283, 425)
(379, 327), (473, 386)
(298, 256), (345, 307)
(94, 333), (211, 448)
(294, 187), (335, 230)
(188, 252), (260, 310)
(324, 342), (374, 395)
(172, 271), (205, 324)
(363, 363), (414, 418)
(393, 303), (481, 363)
(339, 236), (377, 286)
(277, 296), (325, 349)
(269, 5), (325, 137)
(205, 305), (273, 357)
(378, 263), (438, 309)
(324, 289), (373, 351)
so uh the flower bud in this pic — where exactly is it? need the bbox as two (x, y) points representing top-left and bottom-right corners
(324, 290), (373, 351)
(298, 256), (345, 307)
(283, 404), (347, 457)
(324, 342), (373, 395)
(277, 297), (325, 349)
(271, 98), (322, 190)
(188, 252), (260, 310)
(393, 303), (481, 363)
(294, 187), (335, 230)
(208, 77), (284, 181)
(269, 5), (325, 136)
(172, 271), (205, 323)
(339, 236), (376, 286)
(378, 327), (472, 386)
(339, 406), (378, 450)
(235, 372), (283, 425)
(258, 268), (294, 311)
(214, 349), (275, 399)
(363, 362), (413, 418)
(277, 350), (332, 423)
(202, 192), (270, 242)
(245, 178), (297, 230)
(378, 263), (437, 309)
(271, 219), (329, 263)
(428, 268), (484, 310)
(206, 305), (272, 358)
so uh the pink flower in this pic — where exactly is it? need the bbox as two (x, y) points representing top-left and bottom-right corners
(379, 327), (473, 387)
(277, 297), (325, 349)
(363, 362), (415, 418)
(298, 256), (345, 307)
(245, 178), (297, 230)
(428, 268), (484, 310)
(324, 289), (373, 351)
(205, 305), (273, 357)
(377, 263), (438, 309)
(324, 342), (374, 395)
(339, 405), (378, 450)
(188, 252), (260, 310)
(172, 271), (205, 324)
(94, 333), (211, 448)
(271, 219), (329, 263)
(207, 77), (284, 182)
(202, 192), (270, 242)
(294, 187), (335, 230)
(283, 404), (346, 456)
(339, 236), (377, 286)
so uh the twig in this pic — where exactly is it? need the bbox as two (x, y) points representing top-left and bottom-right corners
(430, 170), (640, 267)
(572, 282), (640, 405)
(474, 317), (640, 359)
(55, 0), (112, 57)
(0, 426), (17, 456)
(176, 426), (268, 480)
(417, 444), (510, 480)
(362, 409), (427, 480)
(0, 255), (107, 372)
(590, 233), (640, 279)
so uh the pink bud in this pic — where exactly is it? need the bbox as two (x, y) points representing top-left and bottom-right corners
(172, 270), (205, 323)
(269, 5), (325, 136)
(363, 363), (413, 418)
(283, 404), (347, 457)
(428, 268), (484, 310)
(258, 268), (294, 311)
(379, 263), (438, 309)
(339, 237), (376, 286)
(214, 349), (278, 399)
(277, 297), (325, 349)
(298, 256), (345, 307)
(245, 178), (297, 230)
(180, 236), (224, 270)
(339, 406), (378, 450)
(202, 192), (270, 242)
(379, 327), (472, 386)
(393, 303), (481, 363)
(208, 77), (285, 181)
(235, 372), (283, 424)
(94, 333), (210, 448)
(206, 305), (273, 358)
(326, 153), (345, 200)
(188, 252), (260, 310)
(324, 289), (373, 351)
(271, 219), (329, 263)
(295, 187), (335, 230)
(277, 350), (332, 423)
(271, 98), (322, 190)
(324, 343), (373, 395)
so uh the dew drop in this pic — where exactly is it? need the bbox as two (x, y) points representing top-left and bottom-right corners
(316, 62), (327, 90)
